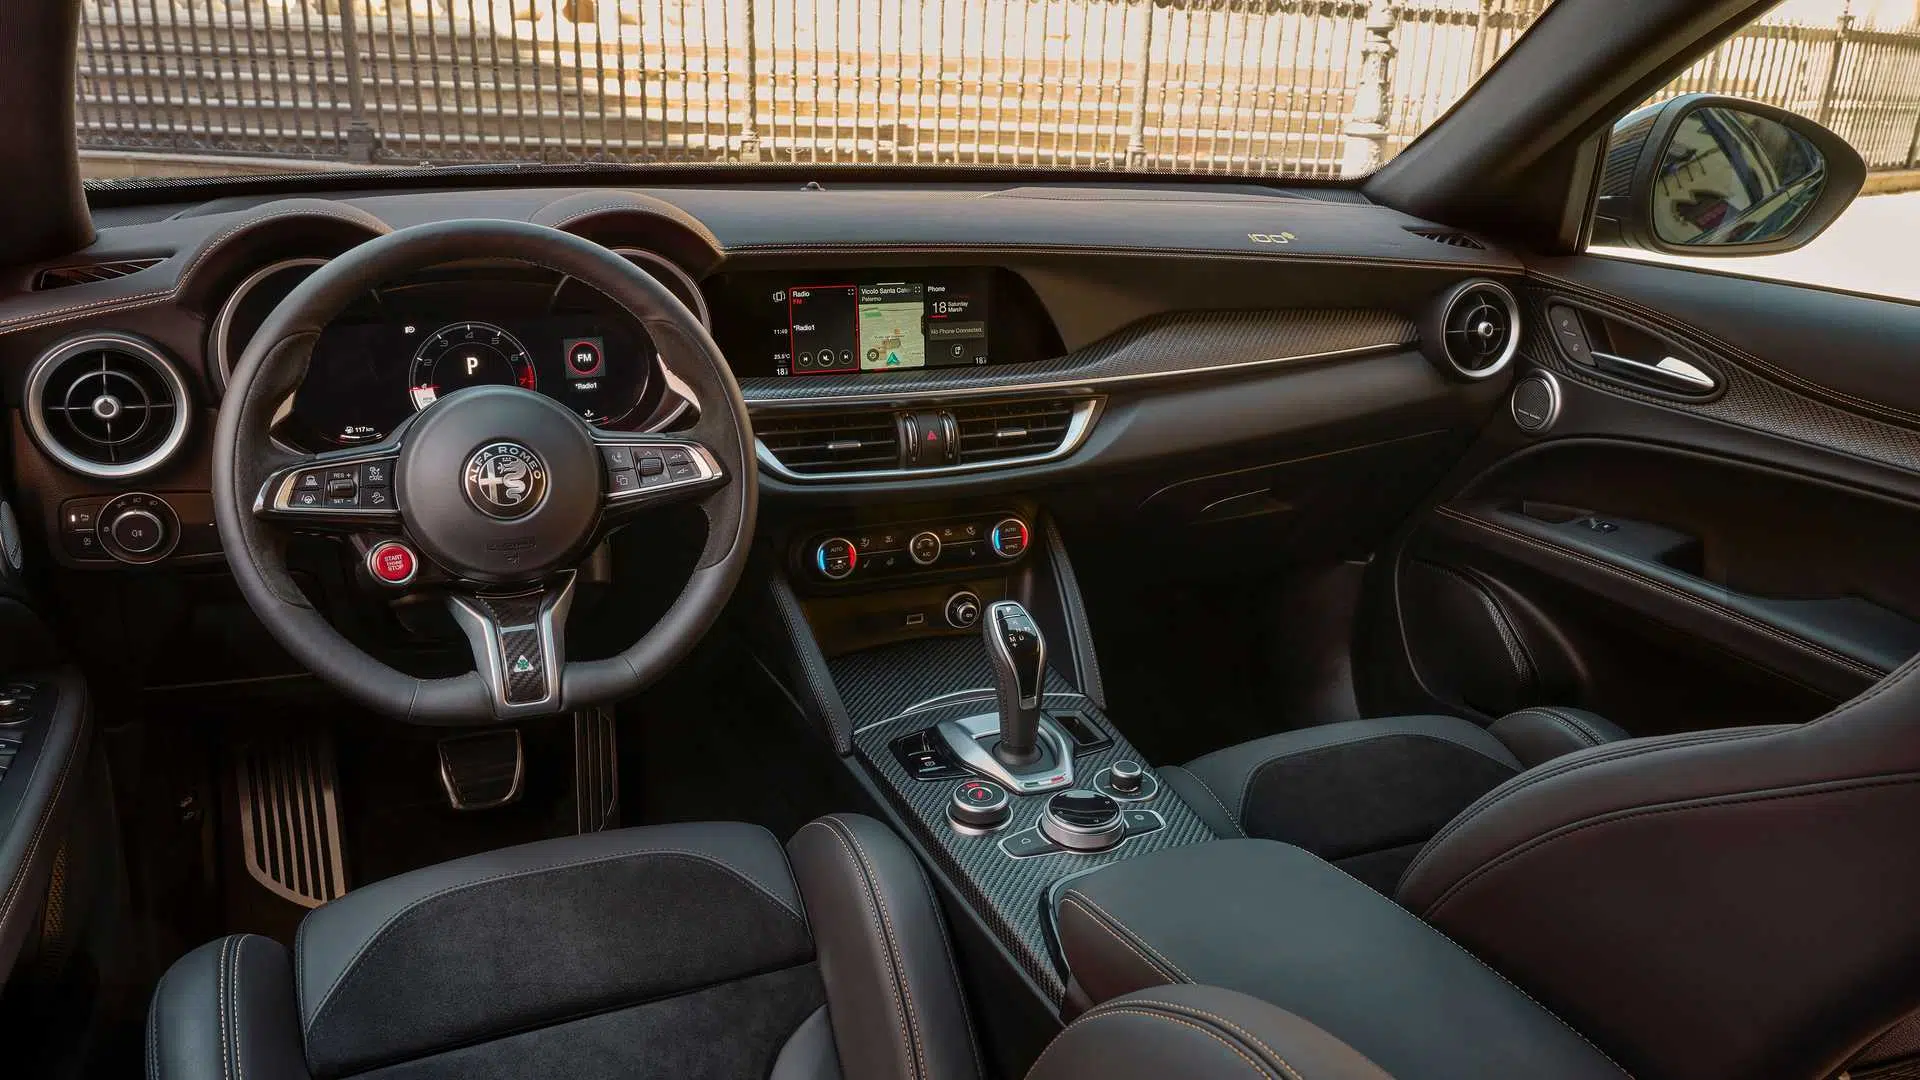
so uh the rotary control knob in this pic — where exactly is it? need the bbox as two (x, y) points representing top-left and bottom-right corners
(1039, 788), (1124, 852)
(98, 492), (179, 564)
(948, 779), (1011, 833)
(908, 530), (942, 566)
(990, 517), (1030, 559)
(945, 590), (982, 629)
(814, 537), (858, 580)
(1107, 760), (1145, 795)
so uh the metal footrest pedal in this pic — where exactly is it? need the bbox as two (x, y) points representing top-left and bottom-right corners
(573, 707), (619, 833)
(437, 729), (525, 811)
(235, 732), (348, 909)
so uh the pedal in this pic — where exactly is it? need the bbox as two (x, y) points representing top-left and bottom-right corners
(572, 708), (619, 833)
(235, 733), (348, 909)
(437, 729), (524, 810)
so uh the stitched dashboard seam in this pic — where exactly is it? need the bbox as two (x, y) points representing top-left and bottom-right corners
(1435, 506), (1884, 680)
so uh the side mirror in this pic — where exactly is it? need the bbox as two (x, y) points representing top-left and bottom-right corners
(1593, 93), (1864, 256)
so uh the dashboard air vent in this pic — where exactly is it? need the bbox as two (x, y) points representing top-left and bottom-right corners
(952, 399), (1078, 464)
(1406, 227), (1485, 250)
(26, 334), (193, 479)
(756, 411), (901, 476)
(1435, 281), (1520, 380)
(34, 258), (163, 290)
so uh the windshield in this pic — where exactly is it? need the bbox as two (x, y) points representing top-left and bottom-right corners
(75, 0), (1555, 182)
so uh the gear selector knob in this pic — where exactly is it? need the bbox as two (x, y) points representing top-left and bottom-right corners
(985, 600), (1045, 767)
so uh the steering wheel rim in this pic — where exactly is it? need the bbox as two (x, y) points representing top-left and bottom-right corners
(213, 220), (758, 724)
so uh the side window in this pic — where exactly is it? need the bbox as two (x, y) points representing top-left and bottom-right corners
(1588, 0), (1920, 302)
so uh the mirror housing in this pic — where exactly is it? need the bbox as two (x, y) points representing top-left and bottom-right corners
(1593, 93), (1864, 256)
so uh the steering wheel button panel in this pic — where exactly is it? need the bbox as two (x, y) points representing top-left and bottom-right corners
(263, 453), (403, 522)
(596, 439), (723, 504)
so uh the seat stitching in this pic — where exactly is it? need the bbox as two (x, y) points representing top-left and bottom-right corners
(1398, 727), (1781, 891)
(1437, 506), (1884, 679)
(908, 850), (986, 1080)
(0, 704), (87, 933)
(1505, 708), (1600, 751)
(1038, 1009), (1288, 1080)
(147, 963), (167, 1080)
(303, 845), (803, 1039)
(215, 936), (234, 1080)
(1234, 730), (1519, 825)
(1426, 772), (1920, 918)
(1311, 860), (1632, 1077)
(1169, 767), (1245, 838)
(1537, 707), (1607, 746)
(230, 937), (247, 1080)
(1057, 896), (1181, 986)
(806, 817), (925, 1080)
(1060, 890), (1195, 983)
(1123, 998), (1314, 1079)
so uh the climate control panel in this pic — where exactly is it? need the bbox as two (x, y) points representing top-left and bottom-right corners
(800, 512), (1032, 584)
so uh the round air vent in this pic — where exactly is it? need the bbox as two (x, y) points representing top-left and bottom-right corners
(26, 334), (192, 480)
(1431, 280), (1521, 380)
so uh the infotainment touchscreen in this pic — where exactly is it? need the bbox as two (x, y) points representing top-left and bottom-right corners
(740, 269), (992, 377)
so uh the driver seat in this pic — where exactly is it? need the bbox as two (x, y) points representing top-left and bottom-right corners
(147, 815), (983, 1080)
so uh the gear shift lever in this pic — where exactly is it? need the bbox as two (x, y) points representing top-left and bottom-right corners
(985, 600), (1045, 767)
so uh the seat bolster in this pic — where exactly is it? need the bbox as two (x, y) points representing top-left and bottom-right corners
(149, 934), (312, 1080)
(1025, 985), (1393, 1080)
(788, 814), (982, 1080)
(1179, 716), (1521, 854)
(1487, 707), (1630, 768)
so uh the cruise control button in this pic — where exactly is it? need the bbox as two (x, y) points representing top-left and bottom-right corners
(637, 455), (665, 476)
(295, 471), (325, 492)
(608, 469), (640, 494)
(291, 489), (324, 509)
(601, 445), (635, 471)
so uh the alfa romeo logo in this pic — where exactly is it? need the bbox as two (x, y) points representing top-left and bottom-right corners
(463, 442), (548, 519)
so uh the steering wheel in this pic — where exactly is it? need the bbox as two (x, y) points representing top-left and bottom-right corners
(213, 220), (758, 724)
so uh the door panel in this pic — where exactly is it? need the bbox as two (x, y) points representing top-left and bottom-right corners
(1373, 255), (1920, 736)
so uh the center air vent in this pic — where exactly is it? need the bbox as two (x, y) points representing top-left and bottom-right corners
(756, 410), (901, 476)
(26, 334), (193, 480)
(952, 399), (1078, 464)
(756, 397), (1099, 481)
(34, 258), (164, 290)
(1430, 281), (1520, 380)
(1406, 227), (1486, 250)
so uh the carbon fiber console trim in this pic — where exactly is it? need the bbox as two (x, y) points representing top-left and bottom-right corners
(741, 309), (1414, 406)
(838, 636), (1212, 1003)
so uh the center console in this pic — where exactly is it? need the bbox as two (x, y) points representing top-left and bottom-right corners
(759, 507), (1212, 1005)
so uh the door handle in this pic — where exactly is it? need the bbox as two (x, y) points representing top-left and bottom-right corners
(1590, 350), (1717, 393)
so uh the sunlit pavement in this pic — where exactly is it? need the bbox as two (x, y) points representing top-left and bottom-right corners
(1595, 190), (1920, 303)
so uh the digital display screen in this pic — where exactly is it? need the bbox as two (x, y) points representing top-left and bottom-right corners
(771, 271), (991, 376)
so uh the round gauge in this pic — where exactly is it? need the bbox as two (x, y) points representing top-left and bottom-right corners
(407, 322), (536, 412)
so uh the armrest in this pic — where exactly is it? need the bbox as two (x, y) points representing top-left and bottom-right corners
(1027, 985), (1389, 1080)
(1050, 839), (1625, 1080)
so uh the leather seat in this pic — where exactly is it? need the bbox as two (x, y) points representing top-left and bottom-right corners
(148, 815), (981, 1080)
(1162, 706), (1628, 889)
(149, 813), (1393, 1080)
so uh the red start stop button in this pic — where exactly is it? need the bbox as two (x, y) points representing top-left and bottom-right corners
(367, 541), (418, 586)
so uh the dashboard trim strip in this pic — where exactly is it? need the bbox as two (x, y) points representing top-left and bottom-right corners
(742, 339), (1405, 411)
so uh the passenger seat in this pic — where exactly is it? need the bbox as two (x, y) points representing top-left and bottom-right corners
(1160, 707), (1629, 891)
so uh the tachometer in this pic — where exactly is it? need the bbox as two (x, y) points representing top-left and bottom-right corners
(408, 322), (535, 411)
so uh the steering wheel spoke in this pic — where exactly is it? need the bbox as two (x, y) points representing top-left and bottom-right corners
(254, 445), (404, 532)
(446, 572), (575, 718)
(592, 432), (727, 520)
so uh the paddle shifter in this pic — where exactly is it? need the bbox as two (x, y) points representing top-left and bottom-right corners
(985, 600), (1045, 767)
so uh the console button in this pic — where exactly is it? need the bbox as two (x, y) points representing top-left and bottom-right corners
(366, 541), (419, 586)
(1108, 760), (1144, 794)
(909, 531), (942, 566)
(1121, 809), (1164, 837)
(945, 590), (982, 629)
(1040, 788), (1125, 852)
(999, 828), (1061, 859)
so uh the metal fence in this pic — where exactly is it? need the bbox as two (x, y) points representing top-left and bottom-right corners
(74, 0), (1551, 176)
(75, 1), (1920, 177)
